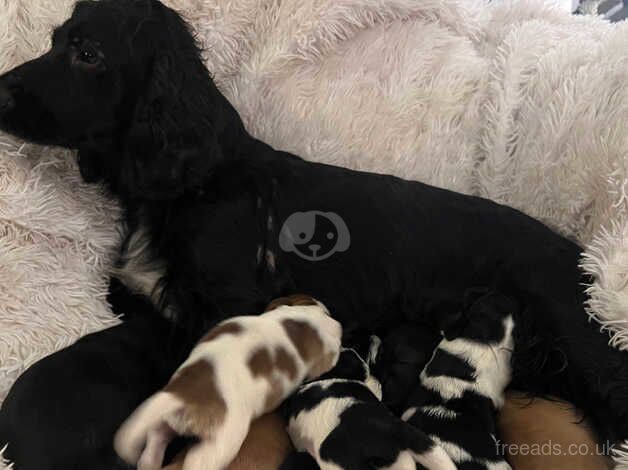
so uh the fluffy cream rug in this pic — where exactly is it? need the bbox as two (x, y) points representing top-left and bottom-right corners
(0, 0), (627, 467)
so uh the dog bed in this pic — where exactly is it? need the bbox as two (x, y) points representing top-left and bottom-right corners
(1, 0), (627, 467)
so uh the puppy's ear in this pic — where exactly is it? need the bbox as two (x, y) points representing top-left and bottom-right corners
(437, 309), (467, 341)
(122, 3), (242, 200)
(464, 287), (518, 318)
(463, 287), (491, 310)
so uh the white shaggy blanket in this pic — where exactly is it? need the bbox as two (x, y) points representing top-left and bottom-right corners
(1, 0), (627, 467)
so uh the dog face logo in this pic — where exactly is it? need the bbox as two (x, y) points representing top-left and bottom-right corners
(279, 212), (350, 261)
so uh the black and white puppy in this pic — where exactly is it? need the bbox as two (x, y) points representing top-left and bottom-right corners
(283, 347), (456, 470)
(401, 289), (515, 470)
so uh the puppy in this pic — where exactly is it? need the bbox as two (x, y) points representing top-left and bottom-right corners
(369, 323), (441, 413)
(498, 391), (613, 470)
(114, 295), (342, 470)
(279, 451), (320, 470)
(0, 280), (190, 470)
(402, 289), (516, 470)
(283, 346), (456, 470)
(164, 413), (293, 470)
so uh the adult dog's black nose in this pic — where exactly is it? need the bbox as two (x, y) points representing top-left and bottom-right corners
(0, 82), (15, 113)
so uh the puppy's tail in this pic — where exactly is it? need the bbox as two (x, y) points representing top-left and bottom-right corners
(114, 391), (183, 465)
(399, 423), (457, 470)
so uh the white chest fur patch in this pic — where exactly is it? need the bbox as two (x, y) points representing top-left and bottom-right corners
(112, 224), (168, 313)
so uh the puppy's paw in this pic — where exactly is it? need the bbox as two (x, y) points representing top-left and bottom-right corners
(136, 424), (174, 470)
(114, 392), (184, 467)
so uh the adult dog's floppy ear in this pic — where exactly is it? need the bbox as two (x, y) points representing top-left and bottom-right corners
(121, 1), (236, 200)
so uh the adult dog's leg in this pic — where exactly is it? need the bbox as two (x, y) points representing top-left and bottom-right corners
(506, 265), (628, 445)
(515, 302), (628, 444)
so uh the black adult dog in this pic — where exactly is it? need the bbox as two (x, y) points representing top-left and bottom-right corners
(0, 0), (627, 467)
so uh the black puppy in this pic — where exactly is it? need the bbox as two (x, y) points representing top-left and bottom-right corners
(282, 347), (456, 470)
(0, 0), (627, 465)
(0, 282), (192, 470)
(402, 289), (516, 470)
(369, 323), (441, 414)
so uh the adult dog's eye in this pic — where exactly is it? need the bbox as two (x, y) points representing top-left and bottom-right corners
(78, 46), (100, 65)
(70, 37), (104, 68)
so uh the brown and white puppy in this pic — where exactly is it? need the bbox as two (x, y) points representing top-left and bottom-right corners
(114, 295), (342, 470)
(164, 413), (293, 470)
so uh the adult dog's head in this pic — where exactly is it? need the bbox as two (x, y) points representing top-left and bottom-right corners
(0, 0), (243, 200)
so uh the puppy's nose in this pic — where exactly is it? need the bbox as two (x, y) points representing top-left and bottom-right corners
(0, 83), (15, 113)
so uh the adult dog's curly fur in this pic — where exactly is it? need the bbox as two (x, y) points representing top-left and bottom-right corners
(0, 0), (627, 467)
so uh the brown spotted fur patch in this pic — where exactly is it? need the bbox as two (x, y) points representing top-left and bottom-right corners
(163, 360), (226, 438)
(248, 346), (299, 411)
(200, 321), (243, 343)
(263, 376), (285, 410)
(274, 346), (298, 380)
(281, 319), (324, 363)
(265, 294), (318, 312)
(248, 347), (274, 377)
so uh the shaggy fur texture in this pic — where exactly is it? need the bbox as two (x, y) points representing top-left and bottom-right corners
(0, 0), (626, 467)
